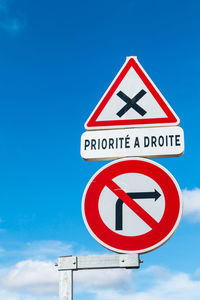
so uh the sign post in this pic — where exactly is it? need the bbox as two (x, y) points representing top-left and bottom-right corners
(58, 56), (184, 300)
(59, 269), (73, 300)
(58, 254), (140, 300)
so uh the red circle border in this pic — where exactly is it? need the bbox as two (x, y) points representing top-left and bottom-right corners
(82, 158), (182, 253)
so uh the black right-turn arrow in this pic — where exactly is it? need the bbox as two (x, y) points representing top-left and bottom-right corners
(115, 189), (161, 231)
(127, 189), (161, 201)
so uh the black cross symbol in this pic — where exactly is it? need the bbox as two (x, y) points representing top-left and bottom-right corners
(116, 89), (147, 117)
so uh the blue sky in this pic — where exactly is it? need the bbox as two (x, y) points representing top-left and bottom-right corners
(0, 0), (199, 299)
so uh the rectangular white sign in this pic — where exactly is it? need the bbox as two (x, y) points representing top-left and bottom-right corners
(81, 126), (184, 161)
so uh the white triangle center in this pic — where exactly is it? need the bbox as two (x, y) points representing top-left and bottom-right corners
(97, 67), (167, 121)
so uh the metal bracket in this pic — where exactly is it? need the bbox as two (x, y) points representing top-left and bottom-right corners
(58, 253), (140, 271)
(57, 253), (140, 300)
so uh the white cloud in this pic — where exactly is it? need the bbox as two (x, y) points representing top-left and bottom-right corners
(74, 268), (133, 292)
(182, 188), (200, 221)
(0, 255), (200, 300)
(1, 240), (73, 262)
(0, 287), (57, 300)
(0, 239), (73, 298)
(0, 238), (200, 299)
(0, 289), (21, 300)
(0, 260), (58, 295)
(0, 258), (133, 296)
(87, 266), (200, 300)
(0, 0), (24, 34)
(23, 240), (73, 260)
(0, 257), (59, 299)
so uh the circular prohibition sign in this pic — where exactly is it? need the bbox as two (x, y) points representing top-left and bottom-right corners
(82, 158), (183, 254)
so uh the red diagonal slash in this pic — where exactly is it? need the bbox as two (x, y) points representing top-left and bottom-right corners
(106, 180), (159, 229)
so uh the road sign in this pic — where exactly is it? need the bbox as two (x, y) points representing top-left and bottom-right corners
(81, 126), (184, 161)
(85, 56), (180, 130)
(82, 158), (182, 254)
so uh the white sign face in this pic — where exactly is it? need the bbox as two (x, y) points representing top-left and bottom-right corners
(99, 172), (165, 236)
(85, 56), (179, 130)
(81, 126), (184, 161)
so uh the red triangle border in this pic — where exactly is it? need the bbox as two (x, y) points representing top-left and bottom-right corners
(86, 58), (179, 129)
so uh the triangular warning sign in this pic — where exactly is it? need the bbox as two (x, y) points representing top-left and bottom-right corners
(85, 56), (180, 130)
